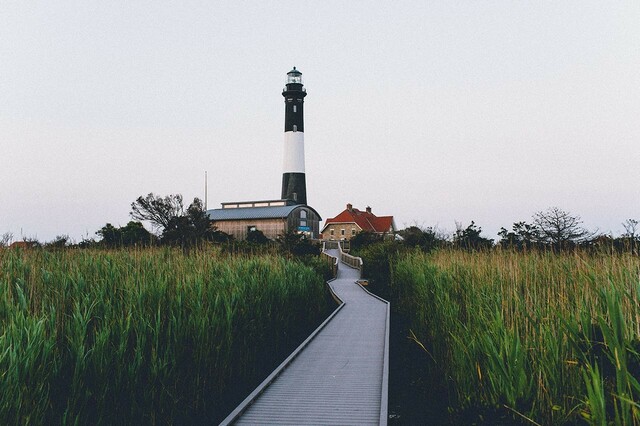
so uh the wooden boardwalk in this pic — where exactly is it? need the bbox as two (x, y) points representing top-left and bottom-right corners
(220, 249), (390, 425)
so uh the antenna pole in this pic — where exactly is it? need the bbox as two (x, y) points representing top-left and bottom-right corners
(204, 171), (208, 210)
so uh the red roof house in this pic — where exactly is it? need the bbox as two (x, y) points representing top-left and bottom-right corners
(321, 204), (396, 241)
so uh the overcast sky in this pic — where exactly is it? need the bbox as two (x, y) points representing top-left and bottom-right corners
(2, 1), (639, 242)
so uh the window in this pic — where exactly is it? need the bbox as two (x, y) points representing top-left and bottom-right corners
(293, 105), (297, 113)
(330, 229), (334, 235)
(341, 229), (345, 236)
(300, 210), (307, 219)
(293, 125), (297, 132)
(352, 228), (356, 236)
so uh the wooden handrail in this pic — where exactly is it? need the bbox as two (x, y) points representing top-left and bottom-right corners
(321, 240), (363, 271)
(338, 242), (363, 271)
(320, 246), (339, 279)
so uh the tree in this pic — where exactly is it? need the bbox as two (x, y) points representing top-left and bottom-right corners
(532, 207), (592, 249)
(398, 225), (444, 252)
(45, 235), (70, 249)
(96, 223), (120, 247)
(349, 231), (382, 250)
(1, 232), (13, 247)
(211, 229), (233, 243)
(22, 236), (42, 248)
(161, 198), (214, 248)
(453, 221), (493, 250)
(246, 229), (269, 244)
(77, 237), (98, 248)
(497, 221), (540, 250)
(620, 218), (639, 253)
(130, 193), (185, 233)
(130, 193), (215, 249)
(277, 230), (319, 257)
(96, 221), (154, 247)
(121, 221), (153, 245)
(622, 219), (638, 240)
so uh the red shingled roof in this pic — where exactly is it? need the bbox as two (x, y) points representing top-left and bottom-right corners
(322, 205), (394, 234)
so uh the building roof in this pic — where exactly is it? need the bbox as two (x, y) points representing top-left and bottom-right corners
(321, 205), (395, 234)
(220, 199), (296, 209)
(8, 241), (38, 249)
(208, 204), (321, 221)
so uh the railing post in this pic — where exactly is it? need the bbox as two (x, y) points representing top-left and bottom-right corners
(321, 241), (339, 278)
(336, 239), (363, 272)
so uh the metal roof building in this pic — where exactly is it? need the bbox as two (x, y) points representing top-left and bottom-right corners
(207, 200), (321, 240)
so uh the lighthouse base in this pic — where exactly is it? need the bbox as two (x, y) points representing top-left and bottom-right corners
(281, 173), (307, 205)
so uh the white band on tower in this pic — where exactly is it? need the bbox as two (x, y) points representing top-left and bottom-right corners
(283, 131), (305, 173)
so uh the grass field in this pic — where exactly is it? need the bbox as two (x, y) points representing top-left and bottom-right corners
(0, 247), (329, 424)
(392, 249), (640, 425)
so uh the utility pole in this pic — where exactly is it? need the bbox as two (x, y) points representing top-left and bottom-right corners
(204, 171), (208, 211)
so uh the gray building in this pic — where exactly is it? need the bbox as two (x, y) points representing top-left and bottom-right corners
(208, 199), (321, 240)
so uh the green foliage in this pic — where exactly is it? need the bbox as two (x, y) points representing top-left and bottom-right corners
(44, 235), (71, 249)
(0, 248), (329, 424)
(246, 229), (269, 245)
(349, 231), (382, 250)
(397, 226), (444, 252)
(582, 364), (606, 426)
(352, 241), (403, 299)
(497, 221), (541, 250)
(453, 221), (494, 250)
(130, 193), (185, 230)
(391, 249), (640, 425)
(161, 198), (215, 248)
(277, 230), (320, 257)
(96, 221), (155, 247)
(568, 288), (640, 425)
(129, 194), (221, 249)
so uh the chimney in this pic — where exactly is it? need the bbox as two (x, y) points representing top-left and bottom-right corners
(346, 203), (353, 211)
(366, 206), (372, 214)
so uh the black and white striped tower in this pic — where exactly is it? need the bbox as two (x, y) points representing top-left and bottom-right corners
(281, 67), (307, 205)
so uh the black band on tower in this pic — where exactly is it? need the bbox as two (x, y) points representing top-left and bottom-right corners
(281, 173), (307, 205)
(283, 83), (306, 132)
(284, 98), (304, 132)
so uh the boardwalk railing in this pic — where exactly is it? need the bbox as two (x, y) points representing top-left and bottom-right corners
(340, 249), (362, 271)
(320, 247), (339, 278)
(322, 240), (350, 252)
(323, 241), (340, 250)
(323, 241), (363, 271)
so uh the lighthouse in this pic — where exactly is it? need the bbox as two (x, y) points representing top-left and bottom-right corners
(207, 67), (322, 241)
(281, 67), (307, 205)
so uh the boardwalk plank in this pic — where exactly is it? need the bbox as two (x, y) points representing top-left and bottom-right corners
(221, 249), (389, 425)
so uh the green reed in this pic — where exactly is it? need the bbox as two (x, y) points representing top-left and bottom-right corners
(0, 247), (328, 424)
(393, 249), (640, 425)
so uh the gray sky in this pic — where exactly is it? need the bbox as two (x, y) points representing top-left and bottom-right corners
(2, 1), (639, 242)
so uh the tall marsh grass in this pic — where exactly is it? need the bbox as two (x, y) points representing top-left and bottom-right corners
(0, 247), (328, 424)
(393, 249), (640, 425)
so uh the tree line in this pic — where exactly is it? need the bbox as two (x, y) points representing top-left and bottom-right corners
(1, 193), (317, 256)
(2, 199), (637, 254)
(384, 206), (638, 253)
(0, 194), (225, 250)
